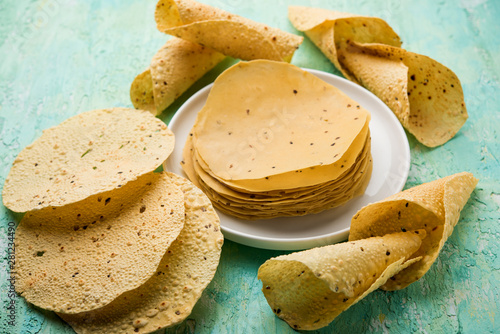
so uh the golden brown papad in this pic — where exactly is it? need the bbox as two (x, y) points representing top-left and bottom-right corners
(59, 173), (223, 334)
(2, 108), (174, 213)
(258, 231), (424, 331)
(288, 6), (401, 81)
(14, 172), (185, 314)
(340, 42), (468, 147)
(131, 38), (225, 115)
(155, 0), (303, 62)
(191, 60), (370, 191)
(349, 172), (478, 290)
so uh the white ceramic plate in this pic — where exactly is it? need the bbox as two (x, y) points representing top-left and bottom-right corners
(165, 69), (410, 251)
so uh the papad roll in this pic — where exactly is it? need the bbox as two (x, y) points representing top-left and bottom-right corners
(131, 38), (225, 115)
(349, 172), (478, 290)
(340, 42), (468, 147)
(288, 6), (468, 147)
(156, 0), (303, 62)
(258, 231), (424, 330)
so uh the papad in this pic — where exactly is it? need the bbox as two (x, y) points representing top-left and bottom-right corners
(131, 38), (225, 115)
(349, 172), (477, 290)
(288, 6), (467, 147)
(258, 231), (424, 330)
(340, 42), (468, 147)
(14, 172), (185, 314)
(288, 6), (401, 81)
(192, 60), (370, 190)
(59, 173), (223, 333)
(3, 108), (174, 212)
(155, 0), (303, 62)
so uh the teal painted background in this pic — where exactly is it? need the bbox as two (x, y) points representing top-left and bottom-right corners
(0, 0), (499, 333)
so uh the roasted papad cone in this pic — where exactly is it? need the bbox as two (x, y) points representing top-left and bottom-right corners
(180, 60), (373, 219)
(340, 42), (468, 147)
(288, 6), (468, 147)
(155, 0), (303, 62)
(349, 172), (477, 290)
(258, 231), (425, 330)
(288, 5), (401, 81)
(130, 38), (225, 115)
(2, 108), (174, 213)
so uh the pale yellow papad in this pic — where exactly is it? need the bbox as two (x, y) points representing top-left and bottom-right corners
(3, 108), (174, 213)
(349, 172), (478, 290)
(192, 60), (370, 192)
(288, 6), (467, 147)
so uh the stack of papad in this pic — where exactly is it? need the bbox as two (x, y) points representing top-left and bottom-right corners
(288, 6), (467, 147)
(6, 108), (223, 333)
(182, 59), (372, 220)
(258, 172), (477, 330)
(131, 0), (304, 115)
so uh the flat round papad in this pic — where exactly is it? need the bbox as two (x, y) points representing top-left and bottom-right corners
(59, 173), (224, 334)
(192, 60), (370, 191)
(3, 108), (174, 212)
(131, 38), (225, 115)
(14, 172), (185, 314)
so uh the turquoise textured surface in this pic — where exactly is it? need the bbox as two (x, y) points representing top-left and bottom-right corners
(0, 0), (499, 333)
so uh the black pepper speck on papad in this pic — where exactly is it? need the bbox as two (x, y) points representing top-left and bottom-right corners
(288, 6), (468, 147)
(258, 231), (424, 330)
(340, 43), (467, 147)
(14, 172), (185, 314)
(349, 172), (478, 290)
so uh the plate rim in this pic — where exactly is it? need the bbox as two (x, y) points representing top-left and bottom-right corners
(166, 67), (410, 250)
